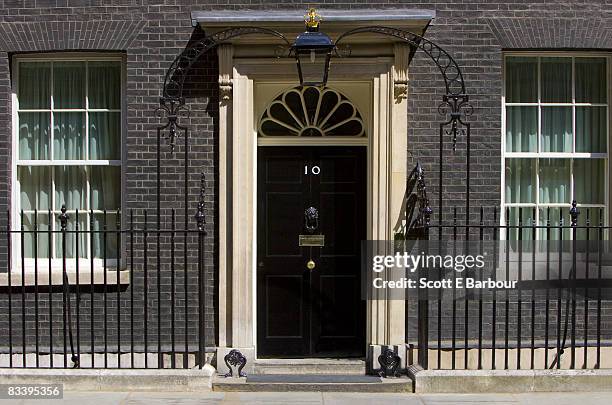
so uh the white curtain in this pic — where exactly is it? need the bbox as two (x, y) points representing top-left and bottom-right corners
(541, 107), (572, 152)
(574, 159), (605, 205)
(576, 58), (606, 103)
(505, 57), (537, 103)
(541, 58), (571, 102)
(505, 159), (534, 203)
(576, 107), (606, 153)
(539, 159), (570, 204)
(53, 62), (84, 108)
(18, 61), (121, 259)
(506, 107), (537, 152)
(18, 62), (50, 109)
(89, 112), (120, 160)
(88, 62), (121, 109)
(54, 112), (84, 159)
(19, 112), (49, 160)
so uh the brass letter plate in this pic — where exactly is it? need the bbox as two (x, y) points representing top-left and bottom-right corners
(299, 234), (325, 247)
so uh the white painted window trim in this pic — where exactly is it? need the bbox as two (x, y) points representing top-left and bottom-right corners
(10, 52), (127, 281)
(501, 52), (611, 237)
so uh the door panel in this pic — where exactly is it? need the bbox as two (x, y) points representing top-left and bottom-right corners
(257, 146), (366, 357)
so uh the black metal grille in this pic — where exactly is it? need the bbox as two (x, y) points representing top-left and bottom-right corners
(406, 199), (612, 370)
(0, 202), (209, 369)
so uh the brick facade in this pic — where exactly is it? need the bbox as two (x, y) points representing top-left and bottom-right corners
(0, 0), (610, 360)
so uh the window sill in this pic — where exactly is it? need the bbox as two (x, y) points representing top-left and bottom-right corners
(0, 269), (130, 287)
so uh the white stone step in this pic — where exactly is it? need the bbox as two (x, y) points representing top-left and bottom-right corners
(253, 358), (366, 375)
(213, 374), (412, 392)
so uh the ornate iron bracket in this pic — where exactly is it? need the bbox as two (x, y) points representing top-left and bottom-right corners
(415, 163), (432, 229)
(335, 26), (466, 96)
(377, 348), (402, 378)
(162, 27), (290, 103)
(224, 349), (247, 377)
(155, 97), (190, 153)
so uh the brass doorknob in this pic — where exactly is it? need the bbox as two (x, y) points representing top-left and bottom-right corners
(306, 260), (316, 270)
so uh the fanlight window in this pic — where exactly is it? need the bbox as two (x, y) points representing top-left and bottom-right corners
(259, 86), (365, 137)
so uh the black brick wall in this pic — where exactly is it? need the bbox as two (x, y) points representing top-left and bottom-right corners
(0, 0), (610, 360)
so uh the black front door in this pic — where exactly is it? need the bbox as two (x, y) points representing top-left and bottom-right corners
(257, 146), (366, 358)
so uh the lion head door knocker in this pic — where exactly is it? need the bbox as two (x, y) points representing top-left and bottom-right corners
(378, 348), (402, 378)
(304, 206), (319, 234)
(223, 349), (247, 378)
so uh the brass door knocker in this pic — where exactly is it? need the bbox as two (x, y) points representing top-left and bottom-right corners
(304, 206), (319, 234)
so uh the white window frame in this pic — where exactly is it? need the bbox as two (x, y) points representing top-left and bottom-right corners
(10, 53), (126, 273)
(501, 52), (612, 237)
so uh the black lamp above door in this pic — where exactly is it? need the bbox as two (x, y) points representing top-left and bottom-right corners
(290, 9), (335, 87)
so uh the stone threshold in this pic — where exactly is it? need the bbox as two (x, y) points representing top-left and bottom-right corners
(213, 374), (412, 392)
(253, 358), (366, 375)
(411, 367), (612, 393)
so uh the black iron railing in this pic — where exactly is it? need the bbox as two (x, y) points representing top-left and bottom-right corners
(0, 201), (210, 369)
(406, 202), (612, 370)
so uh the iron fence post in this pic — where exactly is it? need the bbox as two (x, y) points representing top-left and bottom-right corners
(195, 173), (207, 369)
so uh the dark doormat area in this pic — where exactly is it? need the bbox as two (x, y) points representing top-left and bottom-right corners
(246, 374), (382, 384)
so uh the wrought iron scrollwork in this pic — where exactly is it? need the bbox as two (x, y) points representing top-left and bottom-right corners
(335, 26), (466, 96)
(224, 349), (247, 377)
(155, 97), (190, 153)
(162, 27), (290, 102)
(438, 94), (473, 151)
(334, 26), (472, 152)
(377, 348), (402, 378)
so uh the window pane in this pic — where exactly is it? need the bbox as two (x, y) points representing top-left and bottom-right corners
(541, 58), (571, 103)
(574, 159), (605, 205)
(576, 57), (607, 103)
(505, 159), (535, 203)
(22, 213), (50, 259)
(89, 112), (120, 160)
(539, 159), (570, 203)
(54, 213), (87, 259)
(576, 208), (604, 241)
(53, 112), (85, 160)
(505, 57), (537, 103)
(506, 107), (537, 152)
(538, 207), (570, 241)
(18, 166), (50, 210)
(576, 107), (606, 153)
(88, 61), (121, 109)
(18, 112), (50, 160)
(92, 213), (119, 260)
(541, 107), (572, 152)
(54, 166), (86, 210)
(18, 62), (50, 109)
(90, 166), (120, 210)
(53, 62), (85, 109)
(507, 207), (535, 241)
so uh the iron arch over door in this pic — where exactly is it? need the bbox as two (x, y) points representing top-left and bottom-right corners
(157, 24), (472, 225)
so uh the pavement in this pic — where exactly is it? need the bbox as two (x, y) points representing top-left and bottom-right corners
(1, 391), (611, 404)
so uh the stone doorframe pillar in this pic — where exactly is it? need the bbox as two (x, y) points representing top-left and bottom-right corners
(215, 42), (412, 375)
